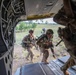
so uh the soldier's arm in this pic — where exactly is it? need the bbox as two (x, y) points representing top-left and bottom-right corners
(33, 35), (37, 41)
(22, 35), (31, 44)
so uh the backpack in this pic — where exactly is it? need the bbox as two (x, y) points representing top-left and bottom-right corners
(21, 42), (28, 48)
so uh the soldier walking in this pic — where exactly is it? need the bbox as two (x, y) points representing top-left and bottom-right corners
(22, 30), (35, 62)
(37, 29), (55, 64)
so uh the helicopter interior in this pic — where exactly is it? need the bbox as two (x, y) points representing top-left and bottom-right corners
(0, 0), (76, 75)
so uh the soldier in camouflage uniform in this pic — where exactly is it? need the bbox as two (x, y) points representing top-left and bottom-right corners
(57, 26), (76, 75)
(22, 30), (35, 62)
(37, 29), (55, 64)
(53, 3), (76, 74)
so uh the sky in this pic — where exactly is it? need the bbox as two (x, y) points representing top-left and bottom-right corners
(26, 18), (56, 24)
(41, 18), (55, 23)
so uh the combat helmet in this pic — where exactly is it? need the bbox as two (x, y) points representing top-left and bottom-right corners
(29, 29), (34, 33)
(46, 29), (54, 34)
(42, 28), (46, 31)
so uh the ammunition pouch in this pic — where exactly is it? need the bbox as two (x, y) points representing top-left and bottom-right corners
(42, 43), (53, 49)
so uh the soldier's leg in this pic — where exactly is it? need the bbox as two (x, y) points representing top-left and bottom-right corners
(39, 47), (43, 56)
(26, 47), (30, 60)
(50, 47), (56, 58)
(61, 57), (75, 75)
(34, 43), (39, 50)
(29, 48), (34, 61)
(42, 49), (49, 64)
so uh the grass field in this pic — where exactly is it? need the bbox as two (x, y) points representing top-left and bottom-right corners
(15, 24), (64, 44)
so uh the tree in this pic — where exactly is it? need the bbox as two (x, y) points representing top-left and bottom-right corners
(18, 22), (25, 31)
(28, 20), (32, 25)
(45, 21), (48, 24)
(40, 19), (43, 24)
(16, 25), (19, 30)
(32, 23), (37, 29)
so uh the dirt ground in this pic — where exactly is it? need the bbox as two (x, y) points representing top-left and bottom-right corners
(12, 44), (69, 75)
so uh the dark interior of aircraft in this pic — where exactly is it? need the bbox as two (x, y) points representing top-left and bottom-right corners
(0, 0), (76, 75)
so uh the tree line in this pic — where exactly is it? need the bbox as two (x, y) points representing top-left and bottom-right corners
(15, 21), (37, 32)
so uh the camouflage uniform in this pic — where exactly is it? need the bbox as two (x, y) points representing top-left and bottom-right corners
(58, 27), (76, 75)
(22, 33), (35, 61)
(37, 29), (54, 63)
(53, 5), (76, 74)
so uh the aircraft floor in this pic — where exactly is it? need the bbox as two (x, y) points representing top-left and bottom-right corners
(15, 56), (76, 75)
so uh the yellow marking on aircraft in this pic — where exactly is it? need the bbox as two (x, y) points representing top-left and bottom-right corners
(27, 13), (54, 20)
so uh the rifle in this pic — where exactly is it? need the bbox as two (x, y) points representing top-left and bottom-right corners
(56, 39), (63, 46)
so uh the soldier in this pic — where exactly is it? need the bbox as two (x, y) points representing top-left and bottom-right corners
(57, 26), (76, 75)
(22, 30), (35, 62)
(37, 29), (55, 64)
(41, 28), (46, 34)
(53, 1), (76, 74)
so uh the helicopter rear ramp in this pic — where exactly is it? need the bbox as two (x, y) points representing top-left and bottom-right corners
(15, 56), (76, 75)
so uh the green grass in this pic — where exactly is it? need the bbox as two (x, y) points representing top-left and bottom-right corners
(15, 24), (64, 44)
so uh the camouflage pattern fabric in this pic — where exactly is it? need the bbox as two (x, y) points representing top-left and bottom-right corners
(22, 34), (35, 61)
(37, 34), (53, 49)
(22, 34), (34, 48)
(57, 27), (76, 75)
(37, 34), (53, 63)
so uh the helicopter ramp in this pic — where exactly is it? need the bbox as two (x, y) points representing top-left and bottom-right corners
(15, 56), (76, 75)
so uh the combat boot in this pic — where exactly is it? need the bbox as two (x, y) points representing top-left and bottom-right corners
(42, 60), (49, 64)
(60, 67), (70, 75)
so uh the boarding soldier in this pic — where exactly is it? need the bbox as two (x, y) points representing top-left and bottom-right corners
(57, 26), (76, 75)
(22, 30), (35, 62)
(37, 29), (55, 64)
(53, 1), (76, 74)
